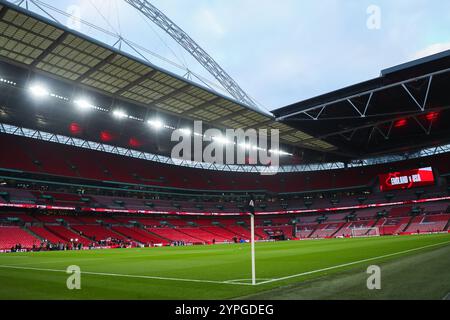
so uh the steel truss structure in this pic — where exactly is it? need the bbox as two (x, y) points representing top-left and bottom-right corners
(124, 0), (258, 109)
(277, 69), (447, 121)
(12, 0), (259, 110)
(276, 67), (450, 148)
(1, 123), (450, 174)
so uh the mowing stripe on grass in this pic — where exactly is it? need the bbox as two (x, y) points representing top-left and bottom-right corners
(256, 240), (450, 286)
(8, 258), (107, 266)
(1, 239), (449, 288)
(0, 265), (253, 286)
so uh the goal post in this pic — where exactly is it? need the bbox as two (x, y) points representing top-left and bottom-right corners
(351, 227), (380, 238)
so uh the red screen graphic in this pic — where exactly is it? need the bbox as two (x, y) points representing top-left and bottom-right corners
(379, 167), (435, 192)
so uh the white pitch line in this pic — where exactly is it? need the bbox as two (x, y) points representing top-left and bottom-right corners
(256, 240), (450, 286)
(4, 258), (107, 266)
(1, 240), (449, 287)
(0, 265), (253, 286)
(224, 278), (272, 284)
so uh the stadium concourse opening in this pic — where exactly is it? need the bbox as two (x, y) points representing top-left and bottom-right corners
(0, 0), (449, 306)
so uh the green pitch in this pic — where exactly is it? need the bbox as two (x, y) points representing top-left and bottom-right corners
(0, 233), (449, 300)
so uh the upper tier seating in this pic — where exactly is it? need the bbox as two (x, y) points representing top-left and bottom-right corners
(2, 133), (450, 193)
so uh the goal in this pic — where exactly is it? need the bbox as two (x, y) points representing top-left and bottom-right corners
(351, 227), (380, 238)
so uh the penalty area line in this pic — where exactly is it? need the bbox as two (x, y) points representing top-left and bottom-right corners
(0, 265), (254, 286)
(256, 240), (450, 286)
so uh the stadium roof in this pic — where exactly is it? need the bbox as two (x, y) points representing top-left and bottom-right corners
(274, 50), (450, 160)
(0, 0), (334, 153)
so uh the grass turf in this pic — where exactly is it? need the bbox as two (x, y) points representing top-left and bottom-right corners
(0, 233), (449, 299)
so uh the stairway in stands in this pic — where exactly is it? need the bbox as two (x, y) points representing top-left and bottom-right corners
(110, 227), (144, 246)
(444, 218), (450, 231)
(401, 216), (417, 233)
(23, 226), (44, 242)
(331, 223), (348, 237)
(143, 228), (173, 243)
(308, 226), (319, 238)
(175, 229), (206, 243)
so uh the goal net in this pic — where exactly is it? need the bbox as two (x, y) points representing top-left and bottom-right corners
(351, 227), (380, 238)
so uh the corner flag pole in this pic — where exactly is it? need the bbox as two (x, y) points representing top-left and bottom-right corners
(248, 195), (256, 285)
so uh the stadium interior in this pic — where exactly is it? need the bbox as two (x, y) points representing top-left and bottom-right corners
(0, 1), (450, 304)
(0, 1), (449, 253)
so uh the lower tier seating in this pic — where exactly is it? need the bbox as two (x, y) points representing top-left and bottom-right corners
(111, 226), (169, 245)
(0, 226), (40, 249)
(45, 225), (91, 246)
(28, 226), (66, 244)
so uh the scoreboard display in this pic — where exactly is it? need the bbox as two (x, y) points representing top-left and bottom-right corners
(379, 167), (435, 191)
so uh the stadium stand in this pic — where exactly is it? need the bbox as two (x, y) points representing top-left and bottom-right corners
(404, 214), (450, 234)
(146, 228), (205, 244)
(44, 225), (91, 246)
(111, 226), (169, 245)
(28, 226), (66, 244)
(0, 196), (448, 250)
(0, 226), (39, 250)
(0, 1), (449, 256)
(1, 128), (450, 249)
(71, 225), (126, 242)
(1, 134), (450, 194)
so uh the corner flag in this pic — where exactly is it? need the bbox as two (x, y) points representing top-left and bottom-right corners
(248, 194), (256, 285)
(248, 194), (255, 216)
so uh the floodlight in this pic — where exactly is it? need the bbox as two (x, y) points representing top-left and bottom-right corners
(148, 119), (164, 130)
(179, 128), (192, 135)
(270, 149), (292, 156)
(29, 84), (49, 98)
(239, 142), (252, 150)
(213, 135), (231, 145)
(74, 99), (93, 110)
(113, 110), (128, 119)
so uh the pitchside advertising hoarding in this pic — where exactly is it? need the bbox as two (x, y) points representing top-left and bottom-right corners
(379, 167), (435, 192)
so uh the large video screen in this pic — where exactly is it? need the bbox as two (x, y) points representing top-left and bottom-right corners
(379, 167), (435, 192)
